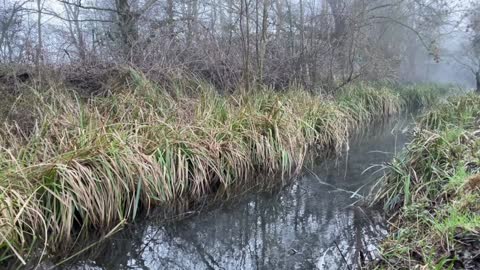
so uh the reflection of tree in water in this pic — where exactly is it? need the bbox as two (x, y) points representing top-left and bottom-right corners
(66, 184), (385, 269)
(65, 118), (409, 270)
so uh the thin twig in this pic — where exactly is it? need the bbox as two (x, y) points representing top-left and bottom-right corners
(334, 240), (352, 270)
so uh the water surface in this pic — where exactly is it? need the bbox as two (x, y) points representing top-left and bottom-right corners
(66, 117), (412, 270)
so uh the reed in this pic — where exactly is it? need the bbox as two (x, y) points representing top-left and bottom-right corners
(0, 69), (451, 267)
(371, 94), (480, 269)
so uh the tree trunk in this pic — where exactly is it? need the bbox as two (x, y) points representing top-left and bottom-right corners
(240, 0), (251, 92)
(476, 71), (480, 93)
(259, 0), (269, 83)
(115, 0), (138, 62)
(36, 0), (43, 70)
(64, 2), (87, 63)
(275, 0), (284, 38)
(299, 0), (305, 84)
(326, 0), (346, 41)
(186, 0), (198, 47)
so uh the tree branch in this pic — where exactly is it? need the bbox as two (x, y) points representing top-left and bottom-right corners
(41, 10), (114, 23)
(56, 0), (117, 13)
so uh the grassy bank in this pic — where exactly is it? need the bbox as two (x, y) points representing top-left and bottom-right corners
(0, 70), (450, 267)
(371, 94), (480, 269)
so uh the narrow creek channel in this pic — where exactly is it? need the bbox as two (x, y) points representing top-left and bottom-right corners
(64, 116), (415, 270)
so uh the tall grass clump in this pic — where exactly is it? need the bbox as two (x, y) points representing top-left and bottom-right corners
(0, 70), (450, 267)
(337, 83), (402, 125)
(396, 83), (452, 109)
(371, 94), (480, 269)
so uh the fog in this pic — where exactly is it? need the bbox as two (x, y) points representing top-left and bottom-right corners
(397, 0), (477, 89)
(2, 0), (479, 89)
(401, 28), (475, 88)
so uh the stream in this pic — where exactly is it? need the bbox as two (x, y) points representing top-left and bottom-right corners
(64, 116), (414, 270)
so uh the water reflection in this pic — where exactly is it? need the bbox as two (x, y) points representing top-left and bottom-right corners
(66, 117), (412, 270)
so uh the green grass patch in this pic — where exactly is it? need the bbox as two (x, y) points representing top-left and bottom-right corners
(371, 94), (480, 269)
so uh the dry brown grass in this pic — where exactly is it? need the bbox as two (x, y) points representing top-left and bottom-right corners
(0, 69), (450, 267)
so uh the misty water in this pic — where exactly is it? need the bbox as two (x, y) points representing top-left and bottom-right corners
(65, 116), (413, 270)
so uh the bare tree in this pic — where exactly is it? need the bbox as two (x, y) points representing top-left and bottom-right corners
(35, 0), (44, 69)
(63, 0), (87, 62)
(0, 0), (29, 63)
(0, 0), (465, 90)
(470, 3), (480, 92)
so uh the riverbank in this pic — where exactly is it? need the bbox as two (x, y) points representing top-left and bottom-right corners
(62, 111), (414, 269)
(0, 69), (451, 267)
(371, 94), (480, 269)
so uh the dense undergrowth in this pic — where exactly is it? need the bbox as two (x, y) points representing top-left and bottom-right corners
(0, 68), (451, 267)
(371, 94), (480, 269)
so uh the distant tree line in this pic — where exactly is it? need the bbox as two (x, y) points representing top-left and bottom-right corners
(0, 0), (472, 91)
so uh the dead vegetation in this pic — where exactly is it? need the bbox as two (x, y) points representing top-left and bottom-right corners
(0, 67), (450, 268)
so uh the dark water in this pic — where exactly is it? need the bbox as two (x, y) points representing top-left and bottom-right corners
(65, 117), (413, 270)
